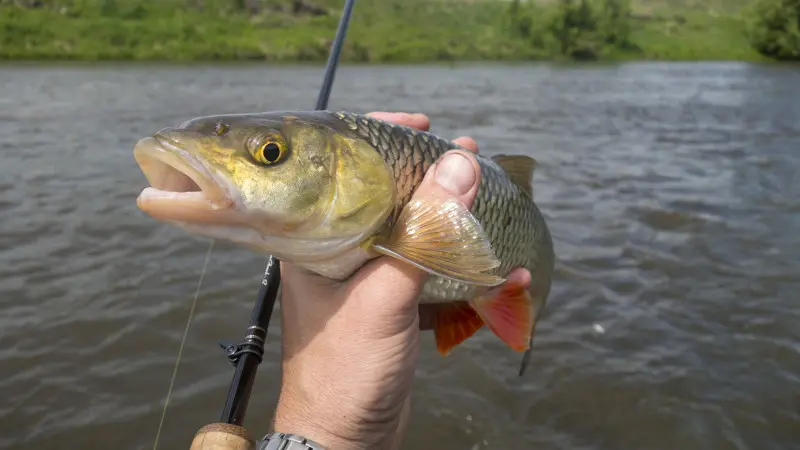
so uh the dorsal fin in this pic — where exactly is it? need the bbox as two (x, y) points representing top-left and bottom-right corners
(491, 154), (537, 198)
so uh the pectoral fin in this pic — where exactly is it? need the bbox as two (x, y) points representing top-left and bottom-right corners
(373, 197), (504, 287)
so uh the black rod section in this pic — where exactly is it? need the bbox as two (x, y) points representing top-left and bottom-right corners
(219, 257), (280, 425)
(316, 0), (356, 110)
(219, 0), (358, 426)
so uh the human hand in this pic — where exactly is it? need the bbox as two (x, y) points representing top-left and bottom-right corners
(273, 112), (529, 449)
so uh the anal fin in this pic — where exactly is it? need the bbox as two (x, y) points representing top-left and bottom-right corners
(468, 281), (534, 352)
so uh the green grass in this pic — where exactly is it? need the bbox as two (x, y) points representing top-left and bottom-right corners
(0, 0), (533, 61)
(0, 0), (778, 62)
(626, 11), (767, 60)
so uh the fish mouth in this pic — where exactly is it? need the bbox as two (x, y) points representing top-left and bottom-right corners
(134, 136), (236, 224)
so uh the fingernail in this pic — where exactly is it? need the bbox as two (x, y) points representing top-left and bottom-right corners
(434, 153), (475, 195)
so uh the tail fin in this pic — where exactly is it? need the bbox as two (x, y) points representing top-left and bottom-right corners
(519, 292), (544, 376)
(518, 340), (534, 376)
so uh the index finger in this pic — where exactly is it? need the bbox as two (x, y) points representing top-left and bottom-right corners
(366, 112), (430, 131)
(367, 112), (479, 154)
(453, 136), (479, 153)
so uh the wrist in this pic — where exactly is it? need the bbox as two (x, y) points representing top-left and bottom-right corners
(273, 387), (403, 450)
(273, 400), (362, 450)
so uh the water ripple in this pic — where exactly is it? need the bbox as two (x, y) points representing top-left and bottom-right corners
(1, 62), (798, 450)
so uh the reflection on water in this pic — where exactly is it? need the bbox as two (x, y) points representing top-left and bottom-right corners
(0, 62), (798, 450)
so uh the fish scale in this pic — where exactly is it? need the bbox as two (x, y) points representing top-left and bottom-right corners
(333, 111), (553, 305)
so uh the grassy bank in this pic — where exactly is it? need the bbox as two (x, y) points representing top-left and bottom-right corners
(625, 0), (766, 60)
(0, 0), (770, 62)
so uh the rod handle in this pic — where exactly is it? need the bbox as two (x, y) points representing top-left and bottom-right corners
(190, 423), (255, 450)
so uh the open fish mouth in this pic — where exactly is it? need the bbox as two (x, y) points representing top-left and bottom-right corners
(134, 135), (236, 224)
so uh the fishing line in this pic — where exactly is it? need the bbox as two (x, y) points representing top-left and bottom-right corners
(153, 239), (215, 450)
(150, 1), (354, 446)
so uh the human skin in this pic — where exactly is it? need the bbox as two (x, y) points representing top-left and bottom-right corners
(273, 112), (532, 450)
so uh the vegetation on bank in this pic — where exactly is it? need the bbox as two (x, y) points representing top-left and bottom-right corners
(0, 0), (796, 62)
(744, 0), (800, 60)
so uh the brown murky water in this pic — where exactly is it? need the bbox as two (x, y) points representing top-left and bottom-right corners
(1, 62), (798, 450)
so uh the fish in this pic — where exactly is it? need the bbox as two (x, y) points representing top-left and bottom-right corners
(133, 110), (555, 375)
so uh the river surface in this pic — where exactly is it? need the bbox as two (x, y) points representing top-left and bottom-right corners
(0, 62), (798, 450)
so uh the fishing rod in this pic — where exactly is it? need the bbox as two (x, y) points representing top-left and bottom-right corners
(189, 1), (357, 449)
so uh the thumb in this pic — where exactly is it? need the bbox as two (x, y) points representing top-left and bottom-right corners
(350, 150), (483, 303)
(421, 150), (483, 210)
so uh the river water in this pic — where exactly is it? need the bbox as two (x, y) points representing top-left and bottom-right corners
(0, 62), (798, 450)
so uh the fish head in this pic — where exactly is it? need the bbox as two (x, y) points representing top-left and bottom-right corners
(134, 112), (395, 261)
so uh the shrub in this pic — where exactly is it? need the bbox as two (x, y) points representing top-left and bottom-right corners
(745, 0), (800, 60)
(508, 0), (636, 60)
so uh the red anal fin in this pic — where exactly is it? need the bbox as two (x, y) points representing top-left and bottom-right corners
(469, 281), (534, 352)
(433, 301), (485, 356)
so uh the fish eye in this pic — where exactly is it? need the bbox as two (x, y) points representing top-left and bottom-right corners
(253, 138), (287, 165)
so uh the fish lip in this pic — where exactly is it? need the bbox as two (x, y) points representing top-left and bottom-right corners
(134, 136), (236, 221)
